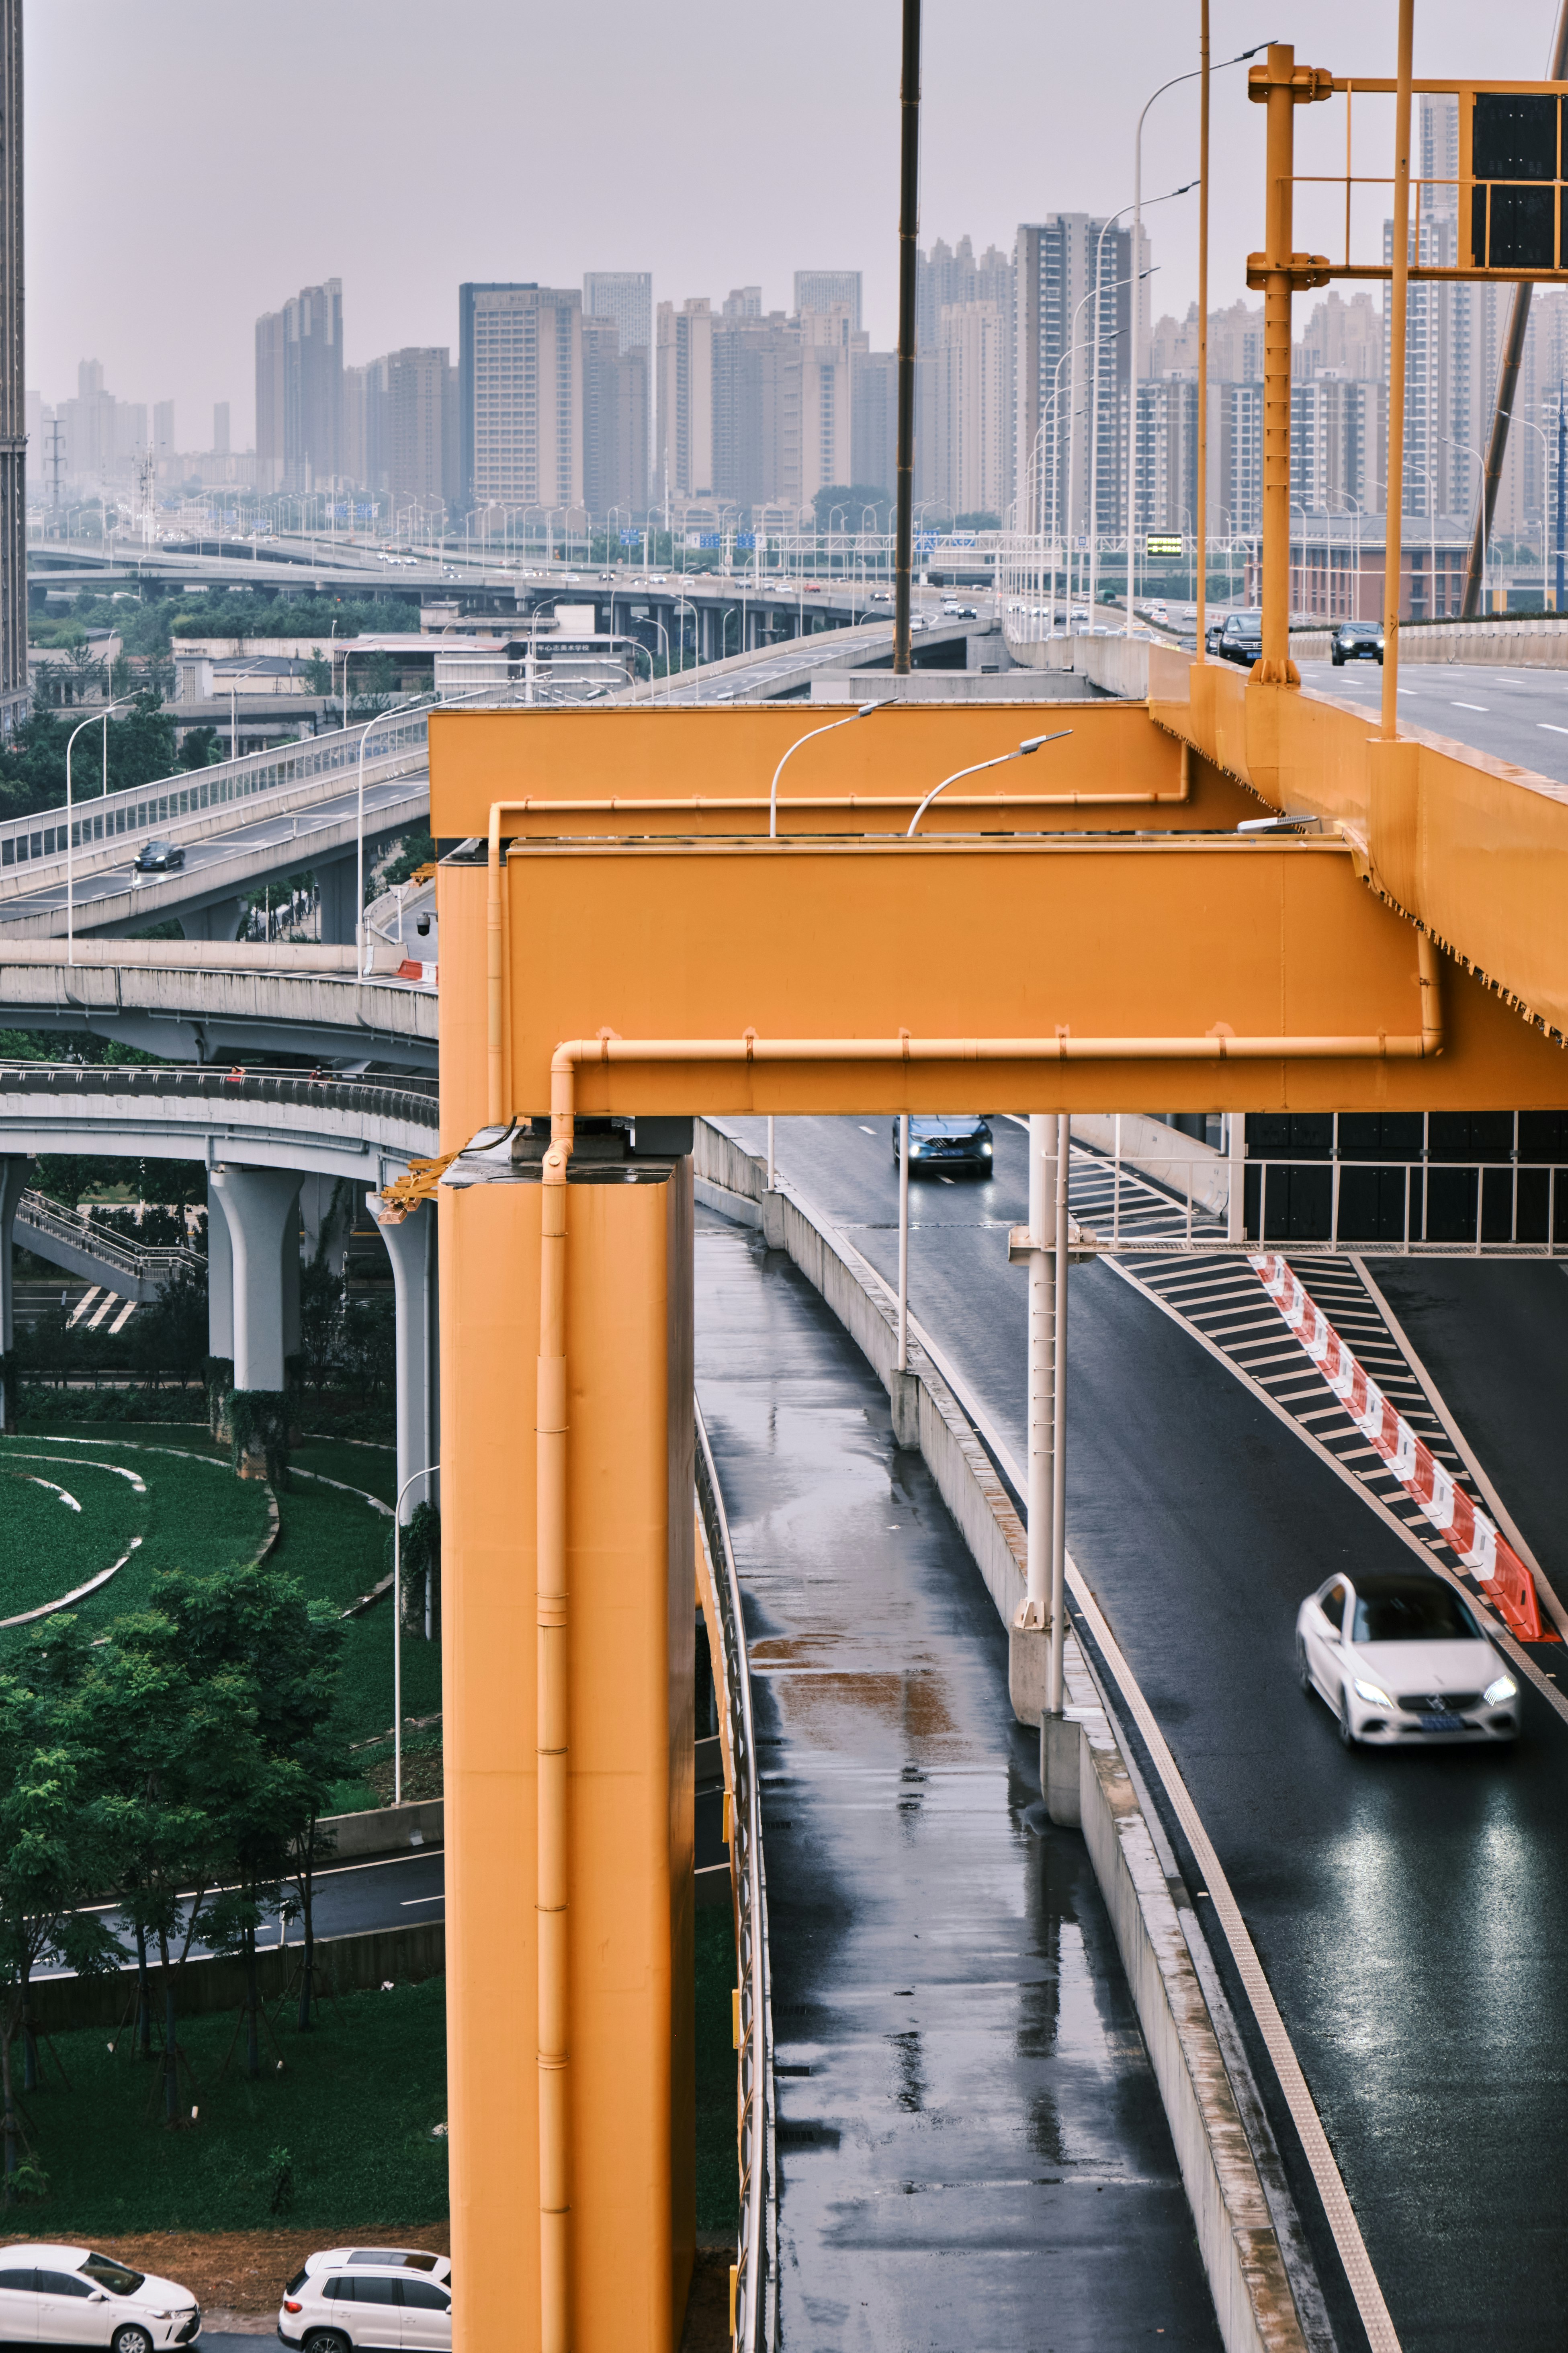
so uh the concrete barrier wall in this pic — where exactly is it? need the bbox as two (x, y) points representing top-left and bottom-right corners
(1006, 631), (1154, 699)
(322, 1797), (444, 1859)
(695, 1117), (1309, 2353)
(31, 1919), (445, 2033)
(1074, 1112), (1231, 1220)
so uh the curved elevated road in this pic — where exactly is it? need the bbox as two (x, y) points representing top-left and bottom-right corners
(724, 1111), (1568, 2353)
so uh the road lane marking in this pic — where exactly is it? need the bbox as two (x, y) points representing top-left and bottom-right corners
(400, 1894), (445, 1907)
(1452, 701), (1488, 711)
(1539, 723), (1568, 735)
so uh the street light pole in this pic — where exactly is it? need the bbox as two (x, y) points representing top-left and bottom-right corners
(905, 732), (1072, 835)
(65, 696), (133, 965)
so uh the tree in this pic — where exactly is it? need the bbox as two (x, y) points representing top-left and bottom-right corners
(178, 726), (222, 771)
(812, 483), (892, 532)
(0, 1621), (117, 2195)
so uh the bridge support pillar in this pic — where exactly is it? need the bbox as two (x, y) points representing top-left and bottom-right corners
(205, 1175), (234, 1439)
(0, 1154), (29, 1433)
(182, 896), (244, 944)
(317, 856), (358, 948)
(438, 1157), (694, 2353)
(368, 1190), (437, 1527)
(209, 1164), (302, 1469)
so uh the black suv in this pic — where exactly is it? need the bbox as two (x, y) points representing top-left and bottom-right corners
(1331, 621), (1384, 666)
(1217, 611), (1263, 666)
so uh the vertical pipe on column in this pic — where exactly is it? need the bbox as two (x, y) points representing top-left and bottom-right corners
(536, 1068), (573, 2353)
(1026, 1114), (1054, 1627)
(1227, 1113), (1246, 1244)
(897, 1114), (910, 1371)
(1381, 2), (1416, 738)
(1047, 1113), (1069, 1715)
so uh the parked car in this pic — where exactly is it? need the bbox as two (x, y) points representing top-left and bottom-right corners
(278, 2249), (452, 2353)
(1296, 1569), (1519, 1748)
(890, 1114), (995, 1176)
(133, 838), (184, 873)
(1331, 620), (1384, 666)
(0, 2244), (201, 2350)
(1216, 610), (1263, 665)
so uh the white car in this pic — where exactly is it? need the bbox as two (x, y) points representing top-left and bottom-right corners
(0, 2246), (200, 2350)
(1296, 1568), (1519, 1747)
(278, 2249), (451, 2353)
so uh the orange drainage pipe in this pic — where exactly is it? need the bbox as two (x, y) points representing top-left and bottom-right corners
(516, 828), (1438, 2353)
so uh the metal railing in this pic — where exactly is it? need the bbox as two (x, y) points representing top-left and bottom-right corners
(1075, 1144), (1568, 1258)
(0, 711), (430, 876)
(15, 1189), (203, 1283)
(0, 1062), (440, 1131)
(694, 1399), (776, 2353)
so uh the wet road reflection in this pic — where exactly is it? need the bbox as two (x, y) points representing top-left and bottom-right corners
(696, 1215), (1222, 2351)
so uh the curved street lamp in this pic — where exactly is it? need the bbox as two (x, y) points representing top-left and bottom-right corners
(768, 699), (889, 838)
(65, 694), (136, 963)
(906, 731), (1073, 836)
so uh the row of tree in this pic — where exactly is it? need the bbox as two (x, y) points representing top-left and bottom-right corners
(0, 1564), (346, 2181)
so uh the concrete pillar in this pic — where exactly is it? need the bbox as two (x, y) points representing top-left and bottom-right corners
(182, 895), (244, 943)
(206, 1176), (233, 1359)
(317, 856), (358, 947)
(209, 1164), (302, 1393)
(282, 1195), (301, 1360)
(0, 1153), (30, 1432)
(369, 1190), (435, 1521)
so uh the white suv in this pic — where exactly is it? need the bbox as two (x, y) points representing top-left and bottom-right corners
(0, 2246), (200, 2349)
(278, 2250), (451, 2353)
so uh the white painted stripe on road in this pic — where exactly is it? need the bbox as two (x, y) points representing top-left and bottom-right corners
(86, 1291), (120, 1330)
(401, 1894), (444, 1907)
(67, 1286), (100, 1326)
(1539, 723), (1568, 735)
(1451, 702), (1488, 711)
(108, 1298), (137, 1333)
(815, 1188), (1403, 2352)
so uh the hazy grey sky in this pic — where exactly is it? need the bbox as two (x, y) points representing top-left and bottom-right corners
(26, 1), (1556, 447)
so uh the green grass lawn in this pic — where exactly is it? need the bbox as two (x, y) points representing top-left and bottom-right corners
(15, 1980), (448, 2235)
(0, 1425), (438, 1788)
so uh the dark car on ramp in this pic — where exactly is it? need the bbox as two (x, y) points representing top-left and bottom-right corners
(1331, 620), (1384, 666)
(1216, 610), (1263, 666)
(891, 1115), (994, 1176)
(133, 838), (184, 873)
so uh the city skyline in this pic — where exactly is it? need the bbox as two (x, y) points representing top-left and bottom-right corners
(25, 0), (1552, 449)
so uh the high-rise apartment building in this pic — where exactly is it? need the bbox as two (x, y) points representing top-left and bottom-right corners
(254, 279), (343, 492)
(213, 401), (230, 456)
(788, 306), (859, 519)
(931, 301), (1008, 519)
(343, 358), (387, 498)
(850, 350), (898, 499)
(1015, 215), (1142, 539)
(914, 236), (1014, 514)
(655, 298), (714, 504)
(723, 287), (762, 319)
(459, 282), (584, 515)
(385, 347), (456, 511)
(583, 273), (652, 365)
(583, 316), (648, 520)
(712, 311), (791, 510)
(794, 272), (861, 333)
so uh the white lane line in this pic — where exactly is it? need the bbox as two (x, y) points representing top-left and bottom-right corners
(858, 1125), (876, 1136)
(1539, 723), (1568, 735)
(67, 1287), (100, 1327)
(850, 1254), (1404, 2353)
(86, 1291), (120, 1330)
(400, 1894), (444, 1907)
(1451, 701), (1488, 712)
(108, 1298), (137, 1333)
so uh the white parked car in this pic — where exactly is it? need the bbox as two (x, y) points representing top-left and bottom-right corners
(1296, 1569), (1519, 1747)
(278, 2249), (452, 2353)
(0, 2246), (200, 2350)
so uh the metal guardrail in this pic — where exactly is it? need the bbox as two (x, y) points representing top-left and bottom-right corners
(0, 1063), (440, 1130)
(0, 711), (429, 875)
(15, 1189), (202, 1283)
(694, 1399), (776, 2353)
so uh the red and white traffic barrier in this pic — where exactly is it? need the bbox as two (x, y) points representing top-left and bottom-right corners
(396, 959), (438, 989)
(1250, 1252), (1556, 1643)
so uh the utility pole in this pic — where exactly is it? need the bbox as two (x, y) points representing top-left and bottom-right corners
(892, 0), (920, 675)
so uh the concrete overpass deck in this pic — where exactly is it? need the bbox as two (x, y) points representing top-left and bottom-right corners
(0, 941), (438, 1067)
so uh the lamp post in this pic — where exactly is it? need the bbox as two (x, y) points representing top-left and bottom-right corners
(65, 696), (134, 964)
(1443, 434), (1490, 610)
(905, 732), (1072, 836)
(392, 1461), (440, 1807)
(764, 700), (892, 1188)
(357, 693), (430, 975)
(1500, 408), (1552, 611)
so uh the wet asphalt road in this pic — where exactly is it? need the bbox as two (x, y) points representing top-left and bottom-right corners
(695, 1210), (1224, 2353)
(721, 1115), (1568, 2353)
(1298, 659), (1568, 788)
